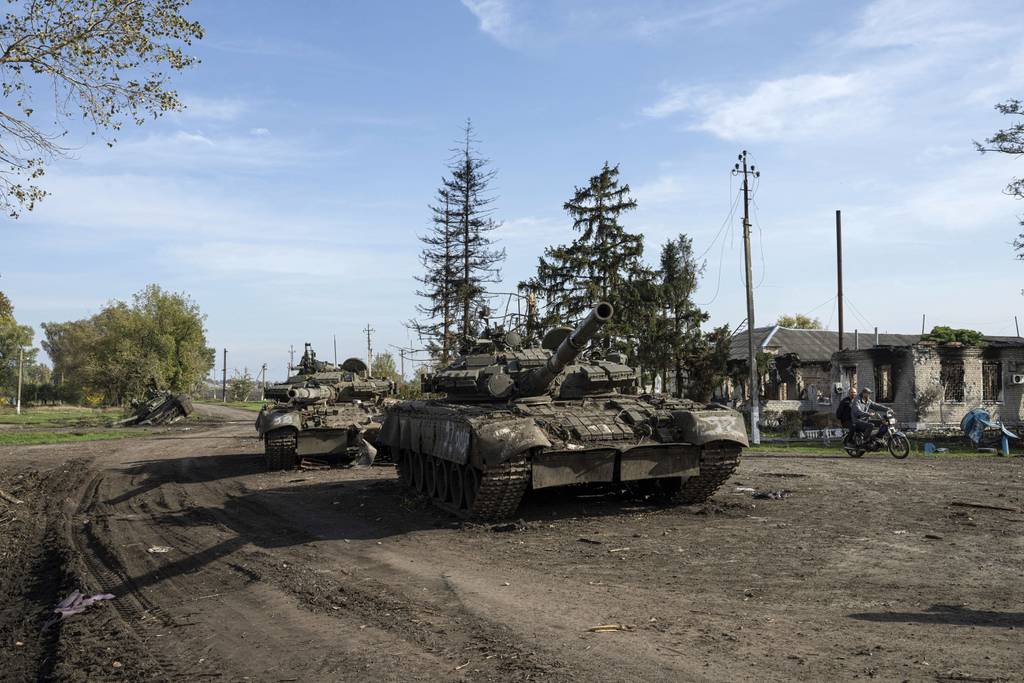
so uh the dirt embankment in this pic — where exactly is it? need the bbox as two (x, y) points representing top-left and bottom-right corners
(0, 419), (1022, 682)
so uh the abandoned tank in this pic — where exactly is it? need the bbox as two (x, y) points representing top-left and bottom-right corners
(256, 349), (395, 471)
(377, 302), (749, 520)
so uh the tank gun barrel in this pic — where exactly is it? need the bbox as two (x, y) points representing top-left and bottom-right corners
(517, 302), (613, 397)
(288, 385), (336, 402)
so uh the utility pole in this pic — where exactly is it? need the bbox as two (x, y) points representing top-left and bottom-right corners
(733, 150), (761, 445)
(1016, 316), (1020, 338)
(15, 347), (23, 415)
(288, 344), (295, 372)
(222, 348), (227, 403)
(399, 348), (406, 381)
(836, 210), (844, 351)
(921, 314), (926, 335)
(364, 324), (375, 374)
(260, 363), (267, 401)
(333, 334), (338, 367)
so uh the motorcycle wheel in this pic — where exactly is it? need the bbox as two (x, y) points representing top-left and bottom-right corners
(888, 433), (911, 459)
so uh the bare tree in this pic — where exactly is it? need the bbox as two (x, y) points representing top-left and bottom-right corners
(0, 0), (204, 217)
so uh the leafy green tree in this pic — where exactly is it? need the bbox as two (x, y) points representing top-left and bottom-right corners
(525, 162), (643, 349)
(42, 284), (214, 404)
(227, 368), (256, 403)
(371, 352), (401, 383)
(975, 99), (1024, 255)
(0, 310), (36, 401)
(922, 326), (985, 346)
(0, 0), (204, 217)
(776, 314), (822, 329)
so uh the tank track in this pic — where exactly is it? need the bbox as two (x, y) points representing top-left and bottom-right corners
(396, 449), (530, 522)
(675, 443), (742, 504)
(265, 429), (298, 471)
(465, 454), (530, 522)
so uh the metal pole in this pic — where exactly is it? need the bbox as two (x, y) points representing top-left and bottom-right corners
(16, 347), (23, 415)
(333, 334), (338, 367)
(1016, 316), (1021, 338)
(364, 324), (374, 375)
(399, 349), (405, 381)
(735, 151), (760, 445)
(221, 348), (227, 402)
(836, 210), (844, 351)
(921, 314), (926, 335)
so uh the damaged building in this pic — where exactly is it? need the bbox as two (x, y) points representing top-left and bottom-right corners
(717, 326), (919, 415)
(832, 336), (1024, 430)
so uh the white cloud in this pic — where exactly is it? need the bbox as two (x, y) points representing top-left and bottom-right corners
(177, 95), (247, 121)
(846, 0), (1003, 49)
(645, 74), (876, 141)
(461, 0), (515, 45)
(631, 0), (785, 39)
(249, 127), (271, 136)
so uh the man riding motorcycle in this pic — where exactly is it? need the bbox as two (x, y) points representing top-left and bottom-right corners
(851, 387), (888, 444)
(835, 387), (856, 429)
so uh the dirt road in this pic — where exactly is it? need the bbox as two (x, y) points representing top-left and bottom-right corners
(1, 408), (1022, 681)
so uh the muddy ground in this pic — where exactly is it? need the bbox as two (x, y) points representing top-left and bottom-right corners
(0, 405), (1021, 682)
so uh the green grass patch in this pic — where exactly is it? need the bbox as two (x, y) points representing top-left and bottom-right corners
(0, 406), (121, 428)
(0, 429), (149, 446)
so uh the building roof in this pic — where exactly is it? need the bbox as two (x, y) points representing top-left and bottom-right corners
(729, 326), (921, 363)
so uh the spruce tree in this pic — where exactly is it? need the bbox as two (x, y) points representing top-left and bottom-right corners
(658, 235), (710, 396)
(410, 185), (459, 362)
(445, 120), (505, 342)
(411, 120), (504, 359)
(525, 162), (643, 348)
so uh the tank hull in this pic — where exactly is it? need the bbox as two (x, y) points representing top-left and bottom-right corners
(256, 402), (383, 470)
(379, 396), (747, 520)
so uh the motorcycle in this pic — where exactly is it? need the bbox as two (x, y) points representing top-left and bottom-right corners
(843, 410), (911, 459)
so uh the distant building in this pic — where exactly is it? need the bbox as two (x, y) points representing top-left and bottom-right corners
(832, 336), (1024, 429)
(717, 326), (919, 415)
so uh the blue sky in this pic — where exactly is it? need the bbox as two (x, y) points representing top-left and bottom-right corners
(3, 0), (1024, 380)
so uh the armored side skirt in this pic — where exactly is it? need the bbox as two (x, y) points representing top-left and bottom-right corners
(295, 431), (353, 457)
(531, 444), (700, 489)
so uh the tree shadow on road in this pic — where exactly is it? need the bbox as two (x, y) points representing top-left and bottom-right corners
(848, 604), (1024, 627)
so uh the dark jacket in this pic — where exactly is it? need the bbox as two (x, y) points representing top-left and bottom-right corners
(836, 396), (854, 427)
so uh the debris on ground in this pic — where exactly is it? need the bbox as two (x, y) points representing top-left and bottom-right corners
(147, 546), (173, 553)
(588, 624), (631, 633)
(752, 490), (792, 500)
(490, 520), (527, 533)
(299, 458), (330, 471)
(950, 500), (1022, 514)
(578, 537), (603, 545)
(893, 530), (908, 535)
(116, 391), (193, 427)
(51, 591), (115, 621)
(0, 489), (23, 505)
(734, 486), (756, 493)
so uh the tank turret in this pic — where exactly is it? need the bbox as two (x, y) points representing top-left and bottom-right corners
(515, 301), (613, 397)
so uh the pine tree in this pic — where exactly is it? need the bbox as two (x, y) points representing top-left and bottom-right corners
(410, 185), (459, 362)
(445, 120), (505, 343)
(525, 162), (643, 348)
(658, 235), (710, 397)
(410, 120), (505, 358)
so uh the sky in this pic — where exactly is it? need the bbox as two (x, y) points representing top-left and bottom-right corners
(3, 0), (1024, 381)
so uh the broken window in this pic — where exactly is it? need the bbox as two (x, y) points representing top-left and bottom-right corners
(874, 364), (894, 402)
(940, 358), (965, 402)
(842, 365), (857, 390)
(983, 361), (1003, 402)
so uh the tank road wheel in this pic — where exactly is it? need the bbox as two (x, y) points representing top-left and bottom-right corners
(265, 429), (298, 471)
(449, 463), (466, 509)
(411, 451), (426, 493)
(463, 466), (480, 511)
(424, 455), (437, 498)
(675, 444), (742, 505)
(433, 459), (450, 503)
